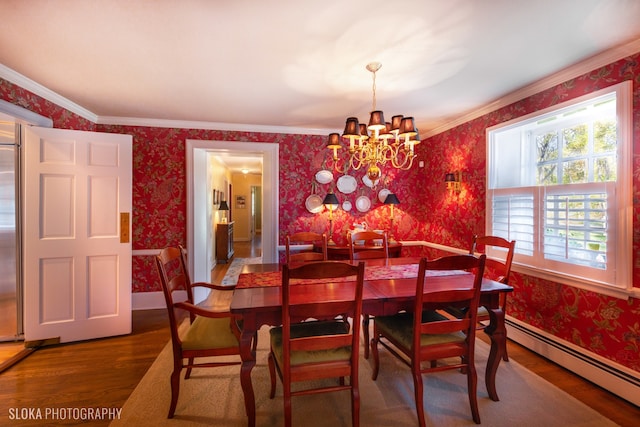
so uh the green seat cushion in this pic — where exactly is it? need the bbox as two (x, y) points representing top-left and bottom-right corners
(477, 305), (489, 316)
(181, 315), (239, 351)
(374, 311), (466, 349)
(270, 321), (351, 366)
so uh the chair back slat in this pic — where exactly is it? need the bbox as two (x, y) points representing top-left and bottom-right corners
(290, 334), (352, 352)
(286, 232), (328, 263)
(156, 246), (194, 338)
(289, 302), (354, 320)
(349, 230), (389, 261)
(419, 318), (472, 335)
(413, 254), (486, 356)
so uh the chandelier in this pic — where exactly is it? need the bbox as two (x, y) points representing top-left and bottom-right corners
(327, 62), (420, 182)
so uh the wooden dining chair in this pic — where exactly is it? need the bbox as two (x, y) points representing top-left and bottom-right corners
(370, 254), (486, 426)
(348, 229), (389, 359)
(469, 235), (515, 361)
(285, 231), (328, 263)
(348, 230), (389, 261)
(267, 261), (365, 427)
(155, 245), (242, 419)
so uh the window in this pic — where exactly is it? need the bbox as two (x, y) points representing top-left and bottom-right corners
(486, 82), (632, 296)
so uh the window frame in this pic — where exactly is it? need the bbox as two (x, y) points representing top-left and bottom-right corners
(486, 81), (633, 299)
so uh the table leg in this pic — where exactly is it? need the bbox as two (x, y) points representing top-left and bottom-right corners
(483, 306), (506, 401)
(239, 327), (257, 427)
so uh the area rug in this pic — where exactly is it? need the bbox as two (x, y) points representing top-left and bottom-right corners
(220, 257), (263, 285)
(111, 325), (617, 427)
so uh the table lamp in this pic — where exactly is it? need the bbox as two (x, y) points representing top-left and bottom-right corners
(322, 192), (339, 245)
(218, 200), (229, 223)
(383, 193), (400, 243)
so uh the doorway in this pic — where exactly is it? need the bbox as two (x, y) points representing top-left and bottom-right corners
(186, 140), (279, 292)
(251, 185), (262, 237)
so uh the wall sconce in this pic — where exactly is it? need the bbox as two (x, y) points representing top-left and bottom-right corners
(322, 192), (339, 245)
(218, 200), (229, 223)
(445, 171), (462, 193)
(383, 193), (400, 243)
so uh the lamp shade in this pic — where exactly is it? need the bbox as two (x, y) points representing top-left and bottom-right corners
(342, 117), (360, 137)
(368, 110), (386, 131)
(218, 200), (229, 210)
(358, 123), (369, 141)
(390, 115), (404, 133)
(398, 116), (417, 138)
(444, 173), (456, 183)
(379, 121), (393, 139)
(322, 192), (339, 206)
(383, 193), (400, 205)
(326, 132), (341, 149)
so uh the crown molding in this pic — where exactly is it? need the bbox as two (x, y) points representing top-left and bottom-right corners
(0, 63), (331, 136)
(423, 37), (640, 138)
(0, 64), (98, 123)
(96, 115), (331, 136)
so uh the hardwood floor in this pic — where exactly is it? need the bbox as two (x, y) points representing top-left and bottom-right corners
(210, 236), (262, 283)
(1, 235), (638, 426)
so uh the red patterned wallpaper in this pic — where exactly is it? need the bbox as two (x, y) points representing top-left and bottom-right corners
(1, 49), (639, 372)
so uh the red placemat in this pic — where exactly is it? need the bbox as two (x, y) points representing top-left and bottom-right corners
(236, 264), (465, 288)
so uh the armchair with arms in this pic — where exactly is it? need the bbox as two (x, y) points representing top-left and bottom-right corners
(155, 245), (243, 418)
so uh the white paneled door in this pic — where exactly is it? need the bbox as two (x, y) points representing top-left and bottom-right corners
(23, 126), (132, 343)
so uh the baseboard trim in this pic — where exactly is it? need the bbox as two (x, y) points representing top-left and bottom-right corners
(132, 290), (186, 310)
(506, 316), (640, 407)
(0, 346), (38, 374)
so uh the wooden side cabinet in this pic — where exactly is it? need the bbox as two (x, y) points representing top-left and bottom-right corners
(216, 222), (234, 263)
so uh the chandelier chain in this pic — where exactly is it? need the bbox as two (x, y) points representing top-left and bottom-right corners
(371, 69), (377, 111)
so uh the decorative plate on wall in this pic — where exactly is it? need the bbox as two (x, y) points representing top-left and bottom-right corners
(305, 194), (323, 213)
(305, 183), (324, 213)
(355, 195), (371, 212)
(315, 169), (333, 184)
(337, 174), (357, 194)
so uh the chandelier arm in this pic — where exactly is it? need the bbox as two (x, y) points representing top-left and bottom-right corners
(350, 154), (364, 171)
(390, 147), (406, 168)
(391, 150), (416, 169)
(379, 144), (397, 163)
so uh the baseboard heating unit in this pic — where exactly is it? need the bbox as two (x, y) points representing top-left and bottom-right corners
(506, 317), (640, 407)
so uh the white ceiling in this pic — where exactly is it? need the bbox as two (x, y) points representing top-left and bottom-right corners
(2, 1), (640, 173)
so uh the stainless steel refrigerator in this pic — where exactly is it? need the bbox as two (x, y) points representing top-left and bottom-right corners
(0, 120), (23, 341)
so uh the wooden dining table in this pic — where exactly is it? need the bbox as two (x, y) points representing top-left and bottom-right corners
(230, 257), (513, 427)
